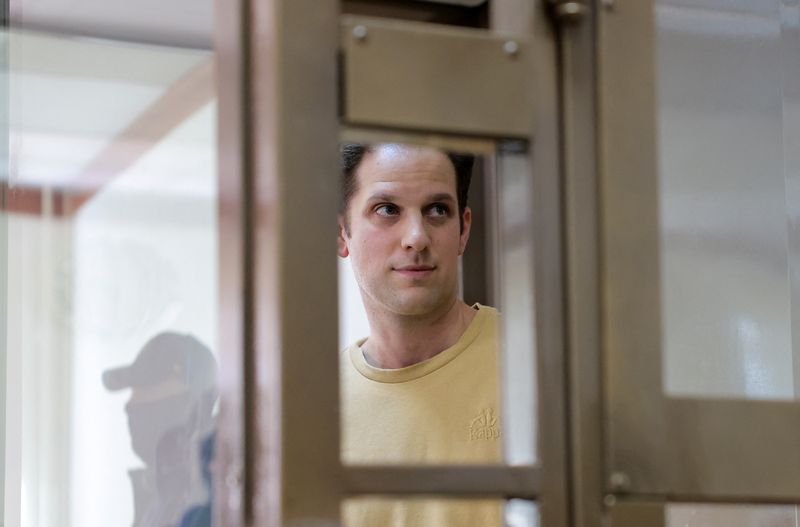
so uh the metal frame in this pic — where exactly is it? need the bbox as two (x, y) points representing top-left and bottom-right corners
(337, 0), (567, 520)
(216, 0), (566, 524)
(598, 0), (800, 505)
(512, 2), (571, 526)
(560, 1), (606, 526)
(345, 466), (540, 498)
(247, 0), (342, 525)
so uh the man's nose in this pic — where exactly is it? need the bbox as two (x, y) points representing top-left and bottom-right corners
(401, 214), (431, 252)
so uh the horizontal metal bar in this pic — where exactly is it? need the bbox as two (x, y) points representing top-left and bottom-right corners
(344, 465), (540, 498)
(340, 125), (499, 155)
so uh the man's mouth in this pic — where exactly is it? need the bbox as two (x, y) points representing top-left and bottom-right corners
(394, 265), (436, 278)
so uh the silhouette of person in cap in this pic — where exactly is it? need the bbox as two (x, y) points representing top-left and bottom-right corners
(103, 332), (217, 527)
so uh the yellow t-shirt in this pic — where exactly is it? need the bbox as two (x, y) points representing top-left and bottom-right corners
(340, 304), (503, 526)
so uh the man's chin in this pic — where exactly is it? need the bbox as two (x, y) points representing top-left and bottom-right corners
(385, 293), (449, 317)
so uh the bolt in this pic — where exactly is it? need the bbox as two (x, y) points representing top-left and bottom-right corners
(601, 0), (615, 10)
(352, 25), (368, 42)
(603, 494), (617, 507)
(609, 471), (631, 493)
(503, 40), (519, 57)
(553, 1), (587, 23)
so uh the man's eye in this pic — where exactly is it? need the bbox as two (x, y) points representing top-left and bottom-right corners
(375, 204), (399, 216)
(428, 204), (450, 217)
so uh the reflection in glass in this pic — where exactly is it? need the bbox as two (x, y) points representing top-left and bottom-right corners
(657, 0), (800, 399)
(3, 29), (218, 526)
(102, 333), (216, 526)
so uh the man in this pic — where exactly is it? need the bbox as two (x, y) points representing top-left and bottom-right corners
(338, 143), (503, 526)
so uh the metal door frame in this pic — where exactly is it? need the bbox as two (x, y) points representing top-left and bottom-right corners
(214, 0), (569, 525)
(598, 0), (800, 509)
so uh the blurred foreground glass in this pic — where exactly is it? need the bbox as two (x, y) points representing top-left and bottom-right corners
(656, 0), (800, 400)
(2, 28), (218, 527)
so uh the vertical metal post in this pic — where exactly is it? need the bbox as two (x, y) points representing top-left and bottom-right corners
(559, 2), (606, 527)
(493, 1), (570, 525)
(247, 0), (341, 525)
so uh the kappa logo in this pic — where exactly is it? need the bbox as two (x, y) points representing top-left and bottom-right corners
(469, 408), (501, 441)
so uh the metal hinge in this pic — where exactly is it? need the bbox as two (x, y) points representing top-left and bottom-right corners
(548, 0), (589, 25)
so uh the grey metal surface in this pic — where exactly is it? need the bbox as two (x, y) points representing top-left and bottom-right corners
(341, 16), (536, 138)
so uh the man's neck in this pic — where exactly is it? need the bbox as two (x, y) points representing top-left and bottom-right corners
(361, 300), (478, 369)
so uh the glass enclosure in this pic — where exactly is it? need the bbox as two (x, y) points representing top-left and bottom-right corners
(656, 0), (800, 400)
(3, 19), (217, 527)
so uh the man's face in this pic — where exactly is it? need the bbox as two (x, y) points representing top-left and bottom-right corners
(338, 144), (472, 317)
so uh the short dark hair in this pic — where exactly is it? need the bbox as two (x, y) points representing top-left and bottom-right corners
(340, 143), (474, 233)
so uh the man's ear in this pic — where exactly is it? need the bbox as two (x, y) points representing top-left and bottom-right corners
(458, 206), (472, 256)
(337, 215), (350, 258)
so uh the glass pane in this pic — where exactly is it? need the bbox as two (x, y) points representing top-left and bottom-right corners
(667, 503), (799, 527)
(342, 498), (538, 527)
(657, 0), (800, 399)
(337, 140), (537, 466)
(3, 27), (218, 527)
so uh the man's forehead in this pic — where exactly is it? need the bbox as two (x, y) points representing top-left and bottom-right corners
(357, 144), (456, 188)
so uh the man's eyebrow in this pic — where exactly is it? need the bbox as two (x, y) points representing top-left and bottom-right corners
(366, 192), (398, 202)
(365, 192), (456, 203)
(428, 193), (456, 203)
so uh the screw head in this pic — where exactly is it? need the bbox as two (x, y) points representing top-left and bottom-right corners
(352, 25), (368, 41)
(609, 471), (631, 493)
(503, 40), (519, 57)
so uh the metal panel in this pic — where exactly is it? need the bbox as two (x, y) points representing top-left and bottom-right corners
(599, 0), (800, 503)
(345, 466), (540, 498)
(341, 16), (535, 138)
(608, 501), (666, 527)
